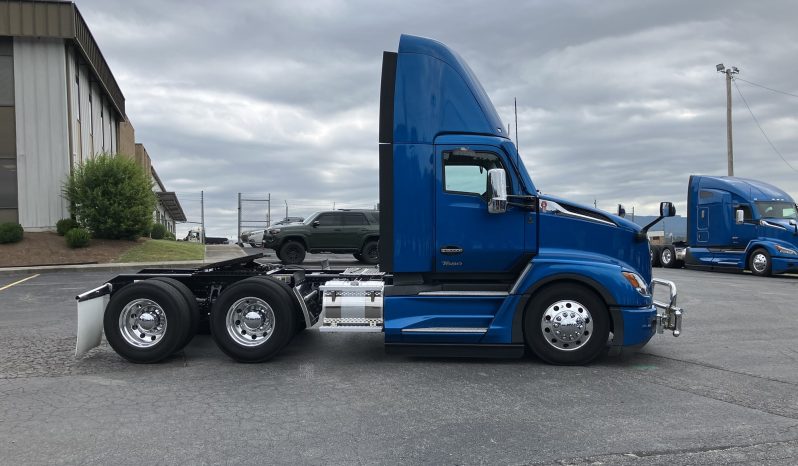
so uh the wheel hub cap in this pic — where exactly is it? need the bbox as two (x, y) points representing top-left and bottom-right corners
(137, 312), (157, 331)
(753, 254), (767, 272)
(243, 311), (264, 330)
(118, 299), (167, 348)
(540, 299), (594, 351)
(226, 297), (275, 347)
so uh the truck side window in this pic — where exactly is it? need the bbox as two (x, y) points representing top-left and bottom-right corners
(443, 151), (504, 197)
(342, 213), (368, 226)
(316, 213), (342, 226)
(737, 205), (753, 222)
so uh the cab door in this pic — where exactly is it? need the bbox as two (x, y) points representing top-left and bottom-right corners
(434, 145), (529, 274)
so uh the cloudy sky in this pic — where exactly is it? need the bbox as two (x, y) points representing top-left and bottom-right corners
(75, 0), (798, 238)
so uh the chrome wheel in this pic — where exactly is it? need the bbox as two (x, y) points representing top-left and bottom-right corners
(540, 299), (594, 351)
(661, 248), (672, 265)
(225, 297), (275, 347)
(118, 299), (168, 348)
(752, 252), (768, 273)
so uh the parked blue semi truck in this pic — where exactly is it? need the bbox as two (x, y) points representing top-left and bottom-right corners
(655, 175), (798, 277)
(75, 34), (683, 366)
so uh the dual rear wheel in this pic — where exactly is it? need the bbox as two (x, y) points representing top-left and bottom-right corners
(104, 276), (298, 364)
(104, 279), (198, 363)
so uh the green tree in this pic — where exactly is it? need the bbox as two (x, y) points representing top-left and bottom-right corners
(63, 154), (156, 239)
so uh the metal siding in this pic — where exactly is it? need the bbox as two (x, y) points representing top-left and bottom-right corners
(78, 64), (89, 161)
(13, 37), (69, 229)
(90, 83), (100, 155)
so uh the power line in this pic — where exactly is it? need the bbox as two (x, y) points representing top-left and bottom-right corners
(736, 77), (798, 99)
(733, 79), (798, 173)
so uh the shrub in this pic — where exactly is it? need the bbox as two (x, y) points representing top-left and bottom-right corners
(65, 227), (91, 248)
(63, 154), (156, 240)
(164, 231), (176, 241)
(56, 218), (79, 236)
(0, 222), (23, 244)
(150, 223), (167, 240)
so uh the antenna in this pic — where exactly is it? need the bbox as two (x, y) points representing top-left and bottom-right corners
(514, 98), (519, 152)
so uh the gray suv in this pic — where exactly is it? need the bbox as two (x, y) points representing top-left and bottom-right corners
(262, 210), (379, 264)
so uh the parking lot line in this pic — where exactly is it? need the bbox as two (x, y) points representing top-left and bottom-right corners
(0, 273), (40, 291)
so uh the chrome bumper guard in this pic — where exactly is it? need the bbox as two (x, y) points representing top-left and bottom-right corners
(650, 278), (683, 337)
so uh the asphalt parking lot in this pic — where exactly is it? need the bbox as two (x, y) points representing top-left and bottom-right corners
(0, 265), (796, 465)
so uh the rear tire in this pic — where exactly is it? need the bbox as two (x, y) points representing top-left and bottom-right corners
(650, 246), (661, 267)
(749, 248), (772, 277)
(279, 241), (306, 265)
(104, 280), (191, 363)
(360, 240), (379, 265)
(150, 277), (199, 351)
(210, 277), (297, 362)
(660, 246), (676, 268)
(524, 283), (609, 365)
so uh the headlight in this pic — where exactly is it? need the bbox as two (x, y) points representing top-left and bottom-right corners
(774, 244), (797, 255)
(622, 271), (650, 296)
(267, 228), (281, 235)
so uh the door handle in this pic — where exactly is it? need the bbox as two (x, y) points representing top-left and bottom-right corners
(440, 246), (463, 255)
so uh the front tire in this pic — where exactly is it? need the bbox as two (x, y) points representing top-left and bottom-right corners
(279, 241), (306, 265)
(104, 280), (191, 363)
(749, 248), (772, 277)
(210, 277), (297, 362)
(524, 283), (610, 365)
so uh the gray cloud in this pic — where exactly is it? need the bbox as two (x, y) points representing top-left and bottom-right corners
(75, 0), (798, 238)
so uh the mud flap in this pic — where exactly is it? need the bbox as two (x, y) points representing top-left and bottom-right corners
(75, 284), (111, 357)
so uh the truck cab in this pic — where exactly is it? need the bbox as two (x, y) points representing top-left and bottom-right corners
(683, 175), (798, 276)
(378, 35), (681, 364)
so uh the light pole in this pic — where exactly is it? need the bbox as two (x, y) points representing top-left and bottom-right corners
(716, 63), (739, 176)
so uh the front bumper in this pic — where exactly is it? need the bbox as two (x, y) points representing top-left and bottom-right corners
(771, 256), (798, 274)
(651, 278), (683, 337)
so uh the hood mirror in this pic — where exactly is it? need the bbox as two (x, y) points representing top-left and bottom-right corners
(487, 169), (508, 214)
(660, 202), (676, 217)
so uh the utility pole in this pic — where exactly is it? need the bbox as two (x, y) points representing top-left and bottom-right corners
(237, 193), (242, 245)
(717, 64), (739, 176)
(200, 190), (205, 244)
(285, 200), (288, 220)
(514, 97), (519, 151)
(267, 193), (271, 227)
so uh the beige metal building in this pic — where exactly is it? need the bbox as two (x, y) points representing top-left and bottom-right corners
(0, 0), (184, 231)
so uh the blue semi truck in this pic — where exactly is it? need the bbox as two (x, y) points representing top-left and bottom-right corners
(75, 35), (683, 366)
(655, 175), (798, 277)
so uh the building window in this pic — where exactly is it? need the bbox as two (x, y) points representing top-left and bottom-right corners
(0, 56), (13, 106)
(0, 159), (18, 209)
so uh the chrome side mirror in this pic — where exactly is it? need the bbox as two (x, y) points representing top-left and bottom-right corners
(736, 209), (745, 224)
(660, 202), (676, 217)
(312, 220), (320, 227)
(487, 168), (508, 214)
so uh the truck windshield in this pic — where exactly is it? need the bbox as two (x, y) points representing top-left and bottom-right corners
(755, 201), (798, 220)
